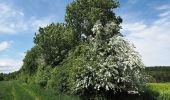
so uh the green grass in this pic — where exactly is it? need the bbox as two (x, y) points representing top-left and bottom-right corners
(141, 83), (170, 100)
(147, 83), (170, 100)
(1, 81), (170, 100)
(0, 81), (80, 100)
(149, 83), (170, 94)
(0, 81), (14, 100)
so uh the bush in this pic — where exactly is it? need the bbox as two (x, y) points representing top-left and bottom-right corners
(47, 44), (90, 94)
(73, 21), (147, 99)
(35, 65), (51, 87)
(47, 67), (70, 94)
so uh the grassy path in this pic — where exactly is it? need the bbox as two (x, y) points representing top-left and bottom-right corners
(0, 81), (80, 100)
(11, 84), (17, 100)
(1, 81), (170, 100)
(21, 87), (40, 100)
(15, 82), (40, 100)
(0, 81), (38, 100)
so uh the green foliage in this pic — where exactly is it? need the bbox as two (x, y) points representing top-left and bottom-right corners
(13, 0), (148, 99)
(17, 46), (41, 83)
(0, 73), (4, 81)
(73, 22), (146, 98)
(35, 65), (51, 87)
(34, 23), (76, 67)
(65, 0), (122, 39)
(22, 46), (40, 76)
(47, 43), (90, 94)
(1, 71), (20, 81)
(48, 67), (70, 94)
(146, 67), (170, 82)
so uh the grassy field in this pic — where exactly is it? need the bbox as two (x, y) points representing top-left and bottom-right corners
(1, 81), (170, 100)
(0, 81), (80, 100)
(145, 83), (170, 100)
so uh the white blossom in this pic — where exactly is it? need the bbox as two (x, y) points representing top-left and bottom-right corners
(75, 21), (146, 94)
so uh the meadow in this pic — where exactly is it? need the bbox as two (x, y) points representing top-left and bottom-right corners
(0, 80), (170, 100)
(0, 81), (80, 100)
(144, 83), (170, 100)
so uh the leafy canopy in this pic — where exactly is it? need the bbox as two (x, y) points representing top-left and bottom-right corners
(34, 23), (76, 67)
(17, 0), (147, 99)
(65, 0), (122, 39)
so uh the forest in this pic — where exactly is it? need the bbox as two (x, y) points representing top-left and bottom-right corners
(146, 67), (170, 82)
(0, 0), (170, 100)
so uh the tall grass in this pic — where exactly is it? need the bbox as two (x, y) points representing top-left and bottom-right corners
(21, 82), (80, 100)
(0, 81), (80, 100)
(0, 81), (14, 100)
(1, 81), (170, 100)
(149, 83), (170, 100)
(141, 83), (170, 100)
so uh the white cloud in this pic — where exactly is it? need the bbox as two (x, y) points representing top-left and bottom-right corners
(0, 3), (55, 34)
(121, 6), (170, 66)
(0, 58), (22, 73)
(122, 22), (146, 32)
(159, 11), (170, 17)
(157, 4), (170, 19)
(0, 41), (12, 52)
(156, 4), (170, 10)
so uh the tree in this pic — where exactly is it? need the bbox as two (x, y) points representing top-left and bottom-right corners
(22, 46), (40, 76)
(74, 21), (146, 98)
(65, 0), (122, 40)
(34, 23), (76, 67)
(0, 73), (4, 81)
(16, 0), (147, 99)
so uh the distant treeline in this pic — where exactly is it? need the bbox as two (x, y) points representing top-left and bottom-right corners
(0, 71), (19, 81)
(146, 66), (170, 82)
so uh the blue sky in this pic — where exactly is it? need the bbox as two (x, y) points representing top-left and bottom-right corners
(0, 0), (170, 73)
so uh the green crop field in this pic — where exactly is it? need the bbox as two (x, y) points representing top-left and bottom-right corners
(146, 83), (170, 100)
(149, 83), (170, 95)
(0, 81), (80, 100)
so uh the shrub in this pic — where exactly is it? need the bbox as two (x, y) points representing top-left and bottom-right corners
(47, 67), (70, 94)
(35, 65), (51, 87)
(73, 21), (147, 99)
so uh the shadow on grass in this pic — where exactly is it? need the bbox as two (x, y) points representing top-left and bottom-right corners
(80, 90), (160, 100)
(140, 88), (160, 100)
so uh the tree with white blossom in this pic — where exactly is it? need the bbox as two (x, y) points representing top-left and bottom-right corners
(74, 21), (146, 98)
(19, 0), (147, 99)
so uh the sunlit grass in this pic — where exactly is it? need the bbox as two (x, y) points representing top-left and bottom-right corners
(1, 81), (170, 100)
(146, 83), (170, 100)
(0, 81), (80, 100)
